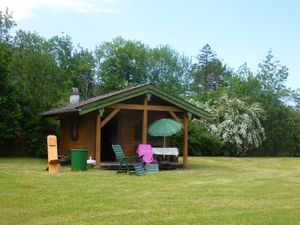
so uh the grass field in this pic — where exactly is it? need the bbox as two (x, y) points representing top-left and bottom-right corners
(0, 157), (300, 225)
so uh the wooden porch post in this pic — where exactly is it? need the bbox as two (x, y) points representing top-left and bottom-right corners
(183, 115), (189, 167)
(142, 97), (148, 144)
(95, 110), (102, 166)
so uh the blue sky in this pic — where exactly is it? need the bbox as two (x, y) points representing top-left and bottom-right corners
(1, 0), (299, 90)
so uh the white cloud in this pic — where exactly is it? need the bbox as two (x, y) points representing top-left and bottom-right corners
(0, 0), (120, 20)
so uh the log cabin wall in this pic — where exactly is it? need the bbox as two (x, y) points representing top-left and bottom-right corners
(119, 109), (142, 156)
(60, 112), (95, 157)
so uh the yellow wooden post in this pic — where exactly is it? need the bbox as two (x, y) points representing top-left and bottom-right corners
(142, 97), (148, 144)
(47, 135), (59, 173)
(183, 115), (189, 167)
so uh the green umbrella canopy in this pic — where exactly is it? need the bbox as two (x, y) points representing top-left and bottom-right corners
(148, 118), (182, 137)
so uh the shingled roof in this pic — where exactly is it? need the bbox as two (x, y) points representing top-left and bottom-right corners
(40, 84), (212, 119)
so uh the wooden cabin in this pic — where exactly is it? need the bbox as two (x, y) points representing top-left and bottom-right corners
(41, 84), (211, 167)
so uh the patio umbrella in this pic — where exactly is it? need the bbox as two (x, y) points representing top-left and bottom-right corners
(148, 118), (182, 147)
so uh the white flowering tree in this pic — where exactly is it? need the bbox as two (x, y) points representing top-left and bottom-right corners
(190, 94), (265, 154)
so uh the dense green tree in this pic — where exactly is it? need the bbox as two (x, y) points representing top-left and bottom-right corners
(194, 45), (231, 90)
(231, 52), (300, 156)
(48, 35), (74, 95)
(283, 109), (300, 156)
(0, 9), (21, 145)
(13, 34), (75, 99)
(236, 63), (254, 80)
(229, 63), (263, 103)
(9, 31), (75, 156)
(12, 31), (73, 109)
(95, 37), (149, 93)
(254, 51), (290, 155)
(148, 45), (192, 96)
(49, 35), (73, 71)
(291, 89), (300, 112)
(95, 37), (192, 96)
(257, 50), (289, 98)
(0, 42), (21, 144)
(71, 47), (96, 99)
(0, 8), (15, 42)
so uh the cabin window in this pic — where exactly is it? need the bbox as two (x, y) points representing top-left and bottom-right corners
(71, 120), (79, 141)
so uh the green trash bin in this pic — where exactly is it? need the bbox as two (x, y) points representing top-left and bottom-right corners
(70, 149), (88, 171)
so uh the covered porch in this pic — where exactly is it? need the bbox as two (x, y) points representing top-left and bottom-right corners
(94, 93), (190, 167)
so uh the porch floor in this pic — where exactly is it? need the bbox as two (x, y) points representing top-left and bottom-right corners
(101, 161), (184, 170)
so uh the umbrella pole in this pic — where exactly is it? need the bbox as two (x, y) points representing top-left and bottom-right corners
(163, 137), (166, 161)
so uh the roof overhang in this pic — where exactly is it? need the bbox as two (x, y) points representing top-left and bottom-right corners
(40, 84), (212, 119)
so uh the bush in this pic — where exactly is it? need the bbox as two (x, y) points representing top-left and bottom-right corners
(19, 101), (60, 157)
(171, 120), (222, 156)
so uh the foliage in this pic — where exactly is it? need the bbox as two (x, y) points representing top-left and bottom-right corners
(290, 89), (300, 112)
(229, 63), (263, 102)
(1, 9), (300, 157)
(0, 11), (21, 145)
(95, 37), (191, 96)
(0, 8), (15, 42)
(253, 52), (298, 156)
(172, 120), (222, 156)
(284, 109), (300, 156)
(12, 31), (73, 109)
(210, 95), (265, 154)
(257, 50), (289, 98)
(190, 95), (265, 155)
(71, 47), (96, 99)
(191, 44), (233, 101)
(95, 37), (149, 93)
(0, 42), (21, 144)
(147, 45), (193, 96)
(8, 31), (74, 156)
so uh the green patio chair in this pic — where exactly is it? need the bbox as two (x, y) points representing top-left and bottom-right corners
(112, 144), (145, 176)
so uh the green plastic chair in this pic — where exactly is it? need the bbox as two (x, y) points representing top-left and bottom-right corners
(145, 163), (159, 173)
(112, 144), (145, 176)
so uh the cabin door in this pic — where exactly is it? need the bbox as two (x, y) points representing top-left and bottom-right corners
(101, 118), (119, 162)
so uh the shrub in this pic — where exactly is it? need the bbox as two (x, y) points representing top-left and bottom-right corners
(171, 120), (222, 156)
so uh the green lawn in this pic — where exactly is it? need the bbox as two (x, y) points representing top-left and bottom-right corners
(0, 157), (300, 225)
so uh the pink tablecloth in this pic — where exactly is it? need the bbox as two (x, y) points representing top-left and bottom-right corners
(136, 144), (154, 164)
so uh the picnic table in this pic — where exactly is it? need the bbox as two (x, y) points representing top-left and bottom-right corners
(152, 147), (179, 156)
(152, 147), (179, 163)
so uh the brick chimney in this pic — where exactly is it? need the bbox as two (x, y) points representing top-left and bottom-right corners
(70, 87), (80, 104)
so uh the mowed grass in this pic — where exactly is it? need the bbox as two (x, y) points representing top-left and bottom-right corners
(0, 157), (300, 225)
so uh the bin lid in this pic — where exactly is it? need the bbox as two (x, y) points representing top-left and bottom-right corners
(70, 149), (88, 151)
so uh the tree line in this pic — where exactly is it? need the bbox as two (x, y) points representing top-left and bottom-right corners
(1, 9), (300, 157)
